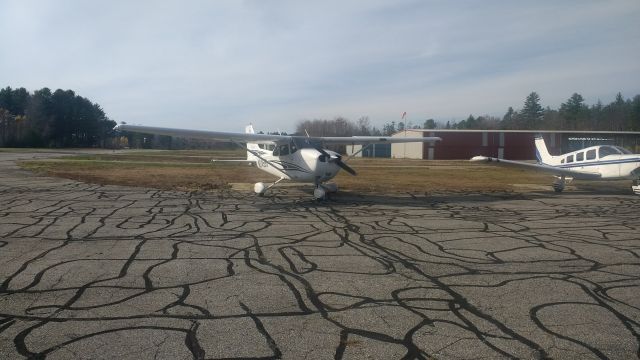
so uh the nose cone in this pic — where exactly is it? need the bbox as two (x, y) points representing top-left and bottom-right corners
(324, 150), (356, 176)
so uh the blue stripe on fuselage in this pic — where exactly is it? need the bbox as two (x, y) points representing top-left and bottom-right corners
(556, 157), (640, 169)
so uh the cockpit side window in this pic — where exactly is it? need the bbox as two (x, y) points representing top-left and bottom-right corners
(272, 141), (299, 156)
(277, 144), (290, 156)
(259, 144), (275, 151)
(586, 149), (596, 160)
(566, 155), (574, 163)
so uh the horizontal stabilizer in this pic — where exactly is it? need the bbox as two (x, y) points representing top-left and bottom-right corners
(211, 159), (255, 164)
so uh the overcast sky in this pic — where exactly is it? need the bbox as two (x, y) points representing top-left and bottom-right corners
(2, 0), (639, 132)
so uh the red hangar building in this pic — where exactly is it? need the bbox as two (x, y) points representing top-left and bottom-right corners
(390, 130), (640, 160)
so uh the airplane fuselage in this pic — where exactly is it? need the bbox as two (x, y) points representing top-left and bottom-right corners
(474, 138), (640, 195)
(542, 145), (640, 180)
(253, 147), (343, 183)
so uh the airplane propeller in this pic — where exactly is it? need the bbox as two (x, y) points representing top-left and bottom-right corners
(315, 147), (357, 176)
(334, 156), (357, 176)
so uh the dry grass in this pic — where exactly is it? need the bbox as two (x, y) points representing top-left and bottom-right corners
(336, 158), (554, 193)
(18, 150), (571, 194)
(21, 159), (272, 192)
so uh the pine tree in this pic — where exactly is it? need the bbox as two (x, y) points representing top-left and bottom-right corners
(501, 107), (515, 129)
(559, 93), (588, 130)
(521, 92), (544, 129)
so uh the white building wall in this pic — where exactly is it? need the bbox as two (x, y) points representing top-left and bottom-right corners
(346, 144), (362, 157)
(391, 130), (424, 159)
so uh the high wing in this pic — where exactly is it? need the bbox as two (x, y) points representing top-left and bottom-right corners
(317, 135), (440, 145)
(115, 124), (441, 145)
(115, 124), (290, 143)
(470, 156), (602, 180)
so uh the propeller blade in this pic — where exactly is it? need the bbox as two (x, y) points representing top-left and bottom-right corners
(314, 146), (331, 157)
(336, 158), (357, 176)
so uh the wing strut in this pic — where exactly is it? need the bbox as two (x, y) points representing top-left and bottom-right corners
(345, 143), (372, 161)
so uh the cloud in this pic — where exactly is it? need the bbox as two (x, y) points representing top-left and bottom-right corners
(1, 0), (639, 131)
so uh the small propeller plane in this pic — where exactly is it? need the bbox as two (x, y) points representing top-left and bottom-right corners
(115, 124), (441, 199)
(471, 136), (640, 195)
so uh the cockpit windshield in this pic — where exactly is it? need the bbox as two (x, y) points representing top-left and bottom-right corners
(615, 146), (632, 154)
(292, 137), (322, 149)
(598, 145), (630, 158)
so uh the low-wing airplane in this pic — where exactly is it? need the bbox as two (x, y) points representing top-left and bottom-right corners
(115, 124), (441, 199)
(471, 136), (640, 195)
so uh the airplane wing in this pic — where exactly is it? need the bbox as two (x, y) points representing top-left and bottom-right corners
(115, 125), (441, 145)
(317, 135), (440, 145)
(115, 124), (290, 143)
(470, 156), (602, 180)
(211, 159), (255, 163)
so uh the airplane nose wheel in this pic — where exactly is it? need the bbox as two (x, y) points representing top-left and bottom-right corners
(313, 186), (327, 200)
(313, 183), (338, 200)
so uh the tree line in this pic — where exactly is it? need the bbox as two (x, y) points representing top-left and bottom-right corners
(297, 92), (640, 138)
(394, 92), (640, 132)
(2, 86), (639, 149)
(0, 86), (116, 147)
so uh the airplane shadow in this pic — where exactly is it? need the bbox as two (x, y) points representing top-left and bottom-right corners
(253, 186), (638, 210)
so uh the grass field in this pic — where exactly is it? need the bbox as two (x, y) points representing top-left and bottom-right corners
(18, 149), (630, 194)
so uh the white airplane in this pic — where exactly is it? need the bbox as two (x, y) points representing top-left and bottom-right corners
(471, 136), (640, 195)
(115, 124), (441, 199)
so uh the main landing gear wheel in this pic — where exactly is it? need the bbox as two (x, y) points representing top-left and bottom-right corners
(254, 178), (285, 197)
(254, 182), (267, 196)
(632, 180), (640, 195)
(553, 177), (566, 193)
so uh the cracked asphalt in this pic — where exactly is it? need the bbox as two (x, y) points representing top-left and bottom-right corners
(1, 150), (639, 359)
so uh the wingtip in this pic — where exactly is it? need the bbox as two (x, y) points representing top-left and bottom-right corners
(470, 156), (489, 162)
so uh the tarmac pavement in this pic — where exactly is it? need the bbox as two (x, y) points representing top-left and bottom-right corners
(1, 150), (639, 359)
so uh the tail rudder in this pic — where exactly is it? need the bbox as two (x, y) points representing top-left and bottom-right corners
(245, 124), (260, 160)
(534, 135), (554, 164)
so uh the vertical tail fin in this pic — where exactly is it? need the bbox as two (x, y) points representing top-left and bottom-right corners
(245, 124), (260, 161)
(534, 135), (554, 164)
